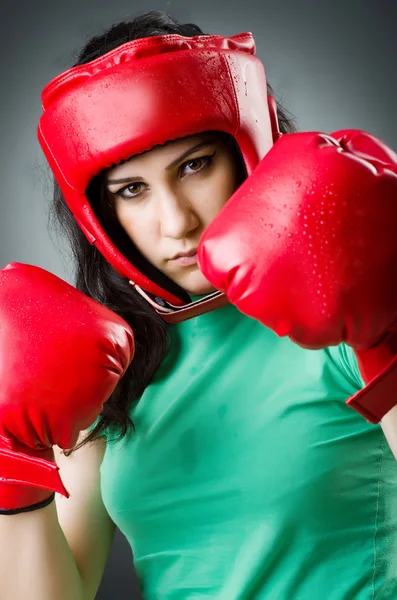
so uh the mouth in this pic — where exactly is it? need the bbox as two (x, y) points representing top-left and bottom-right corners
(169, 248), (198, 266)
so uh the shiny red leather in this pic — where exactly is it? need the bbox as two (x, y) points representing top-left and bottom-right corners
(198, 130), (397, 423)
(37, 32), (275, 306)
(0, 263), (134, 511)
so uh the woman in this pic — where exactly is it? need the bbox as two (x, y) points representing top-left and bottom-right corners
(1, 9), (397, 600)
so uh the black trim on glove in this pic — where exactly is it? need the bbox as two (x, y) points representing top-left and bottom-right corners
(0, 492), (55, 515)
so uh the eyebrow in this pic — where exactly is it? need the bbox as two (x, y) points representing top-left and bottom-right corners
(106, 140), (213, 186)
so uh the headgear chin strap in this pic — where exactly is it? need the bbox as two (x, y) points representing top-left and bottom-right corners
(38, 32), (280, 323)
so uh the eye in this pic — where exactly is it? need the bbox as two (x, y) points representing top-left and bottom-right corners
(117, 182), (146, 200)
(181, 152), (216, 177)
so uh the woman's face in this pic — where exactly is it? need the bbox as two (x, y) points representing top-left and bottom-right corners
(105, 133), (242, 295)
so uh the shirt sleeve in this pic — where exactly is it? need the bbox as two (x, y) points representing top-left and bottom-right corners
(327, 343), (365, 391)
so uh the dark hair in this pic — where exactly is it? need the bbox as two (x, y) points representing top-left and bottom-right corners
(50, 10), (297, 455)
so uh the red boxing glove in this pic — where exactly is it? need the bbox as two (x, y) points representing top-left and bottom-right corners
(198, 130), (397, 423)
(0, 263), (134, 513)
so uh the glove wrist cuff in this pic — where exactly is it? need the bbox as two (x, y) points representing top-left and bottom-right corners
(0, 445), (69, 511)
(0, 492), (55, 515)
(347, 352), (397, 423)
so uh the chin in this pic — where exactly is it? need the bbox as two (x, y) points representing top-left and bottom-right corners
(179, 270), (217, 296)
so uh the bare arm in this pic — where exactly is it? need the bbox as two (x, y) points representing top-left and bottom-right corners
(0, 499), (85, 599)
(0, 431), (115, 600)
(381, 405), (397, 460)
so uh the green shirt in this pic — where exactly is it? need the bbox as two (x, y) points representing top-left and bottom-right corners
(98, 303), (397, 599)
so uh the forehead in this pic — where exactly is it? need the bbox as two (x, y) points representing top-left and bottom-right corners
(106, 133), (218, 180)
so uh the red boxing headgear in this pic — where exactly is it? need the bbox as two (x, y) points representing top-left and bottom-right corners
(38, 32), (279, 319)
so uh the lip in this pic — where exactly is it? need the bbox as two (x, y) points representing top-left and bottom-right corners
(170, 248), (197, 260)
(169, 248), (198, 266)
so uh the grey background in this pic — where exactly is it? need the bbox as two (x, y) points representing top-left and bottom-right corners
(1, 1), (396, 598)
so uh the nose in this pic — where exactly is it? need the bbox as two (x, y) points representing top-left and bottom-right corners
(158, 187), (199, 239)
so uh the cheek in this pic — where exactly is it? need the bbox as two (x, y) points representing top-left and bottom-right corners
(209, 162), (240, 211)
(114, 205), (157, 250)
(194, 172), (235, 226)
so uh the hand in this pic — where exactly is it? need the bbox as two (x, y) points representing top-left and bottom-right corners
(198, 130), (397, 422)
(0, 263), (134, 513)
